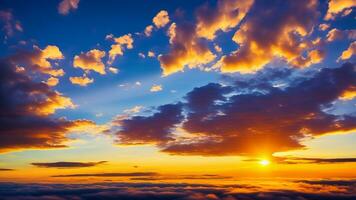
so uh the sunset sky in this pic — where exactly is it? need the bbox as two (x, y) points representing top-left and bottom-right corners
(0, 0), (356, 199)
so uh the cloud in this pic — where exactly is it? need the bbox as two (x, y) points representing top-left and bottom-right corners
(107, 34), (133, 65)
(53, 172), (158, 177)
(0, 10), (23, 37)
(124, 106), (143, 114)
(289, 49), (325, 68)
(31, 161), (107, 168)
(220, 0), (320, 73)
(339, 86), (356, 100)
(148, 51), (155, 57)
(338, 41), (356, 61)
(0, 49), (95, 153)
(153, 10), (170, 28)
(73, 49), (106, 75)
(164, 63), (356, 156)
(281, 157), (356, 164)
(0, 180), (355, 200)
(139, 52), (145, 58)
(114, 103), (183, 145)
(108, 66), (119, 74)
(69, 75), (94, 86)
(11, 45), (65, 77)
(150, 84), (162, 92)
(158, 22), (216, 76)
(196, 0), (254, 40)
(45, 76), (59, 87)
(144, 25), (154, 37)
(324, 0), (356, 20)
(326, 28), (356, 42)
(318, 23), (330, 31)
(0, 168), (14, 171)
(109, 63), (355, 156)
(58, 0), (80, 15)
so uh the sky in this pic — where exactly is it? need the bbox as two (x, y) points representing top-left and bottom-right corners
(0, 0), (356, 199)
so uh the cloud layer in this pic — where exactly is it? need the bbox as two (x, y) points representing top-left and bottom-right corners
(0, 180), (355, 200)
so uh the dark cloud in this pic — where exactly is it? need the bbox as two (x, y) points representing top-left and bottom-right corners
(0, 180), (355, 200)
(112, 63), (356, 156)
(0, 168), (14, 171)
(52, 172), (158, 177)
(0, 49), (95, 153)
(276, 157), (356, 164)
(115, 103), (184, 145)
(31, 161), (107, 168)
(163, 63), (356, 156)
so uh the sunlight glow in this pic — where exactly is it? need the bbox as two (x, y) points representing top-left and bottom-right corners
(259, 159), (270, 166)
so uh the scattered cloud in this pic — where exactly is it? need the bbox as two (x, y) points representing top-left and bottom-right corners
(144, 25), (153, 37)
(73, 49), (106, 75)
(138, 52), (145, 58)
(124, 106), (143, 114)
(324, 0), (356, 20)
(69, 75), (94, 86)
(108, 66), (119, 74)
(45, 76), (59, 87)
(31, 161), (107, 168)
(150, 84), (163, 92)
(152, 10), (170, 28)
(58, 0), (80, 15)
(318, 23), (330, 31)
(148, 51), (155, 57)
(338, 41), (356, 61)
(107, 34), (133, 65)
(0, 10), (23, 38)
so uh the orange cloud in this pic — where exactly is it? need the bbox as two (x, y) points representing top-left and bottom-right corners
(290, 49), (325, 68)
(159, 22), (216, 76)
(69, 75), (94, 86)
(0, 50), (95, 153)
(45, 76), (59, 87)
(73, 49), (106, 74)
(144, 25), (153, 37)
(107, 34), (133, 65)
(26, 45), (65, 77)
(153, 10), (170, 28)
(220, 0), (320, 73)
(318, 23), (330, 31)
(58, 0), (80, 15)
(150, 84), (162, 92)
(196, 0), (254, 40)
(324, 0), (356, 20)
(338, 41), (356, 61)
(148, 51), (155, 58)
(339, 86), (356, 101)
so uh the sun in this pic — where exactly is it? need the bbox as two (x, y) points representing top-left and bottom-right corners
(259, 159), (270, 166)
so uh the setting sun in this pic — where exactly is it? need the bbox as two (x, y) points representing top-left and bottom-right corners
(259, 159), (271, 166)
